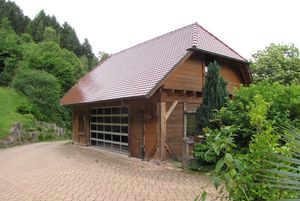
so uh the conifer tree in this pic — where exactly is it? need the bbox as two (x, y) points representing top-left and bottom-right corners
(196, 61), (228, 132)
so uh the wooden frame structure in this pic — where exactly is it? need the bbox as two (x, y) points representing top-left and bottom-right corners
(69, 51), (250, 161)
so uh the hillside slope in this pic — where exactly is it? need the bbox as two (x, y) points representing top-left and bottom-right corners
(0, 87), (28, 138)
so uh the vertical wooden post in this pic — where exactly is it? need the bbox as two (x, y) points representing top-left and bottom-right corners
(156, 102), (161, 161)
(183, 103), (189, 169)
(160, 102), (167, 161)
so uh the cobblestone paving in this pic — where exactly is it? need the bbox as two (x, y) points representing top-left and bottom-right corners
(0, 141), (217, 201)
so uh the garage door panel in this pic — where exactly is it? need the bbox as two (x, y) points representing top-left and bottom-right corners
(90, 106), (128, 154)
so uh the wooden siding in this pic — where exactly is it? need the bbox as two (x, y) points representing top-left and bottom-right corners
(72, 106), (90, 146)
(130, 107), (143, 158)
(163, 57), (203, 91)
(166, 102), (184, 160)
(144, 101), (157, 160)
(220, 64), (243, 92)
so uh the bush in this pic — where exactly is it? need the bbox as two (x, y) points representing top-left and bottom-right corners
(202, 96), (299, 200)
(16, 101), (33, 115)
(12, 68), (70, 127)
(22, 114), (36, 132)
(193, 82), (300, 171)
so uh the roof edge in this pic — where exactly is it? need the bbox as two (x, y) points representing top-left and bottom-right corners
(187, 47), (250, 64)
(60, 55), (111, 105)
(61, 94), (148, 107)
(194, 22), (248, 62)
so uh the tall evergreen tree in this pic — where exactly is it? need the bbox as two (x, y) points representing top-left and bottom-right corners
(81, 38), (98, 69)
(25, 10), (61, 43)
(60, 22), (81, 56)
(0, 0), (30, 34)
(196, 61), (228, 132)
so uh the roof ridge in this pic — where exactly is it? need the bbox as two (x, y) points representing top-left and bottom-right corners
(192, 22), (199, 47)
(111, 23), (196, 57)
(194, 23), (247, 61)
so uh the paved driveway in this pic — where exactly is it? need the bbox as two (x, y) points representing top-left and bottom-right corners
(0, 141), (217, 201)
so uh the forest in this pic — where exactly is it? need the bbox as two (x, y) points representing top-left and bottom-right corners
(0, 0), (107, 133)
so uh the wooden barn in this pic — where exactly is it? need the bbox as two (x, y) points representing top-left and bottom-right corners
(61, 23), (252, 161)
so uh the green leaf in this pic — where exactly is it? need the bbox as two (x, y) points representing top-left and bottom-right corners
(215, 159), (224, 172)
(200, 191), (207, 201)
(213, 176), (221, 189)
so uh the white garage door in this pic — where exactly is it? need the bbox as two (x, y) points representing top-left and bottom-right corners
(90, 107), (129, 153)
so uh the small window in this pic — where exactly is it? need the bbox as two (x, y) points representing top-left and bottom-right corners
(204, 66), (208, 74)
(204, 57), (215, 76)
(79, 113), (85, 132)
(186, 113), (197, 136)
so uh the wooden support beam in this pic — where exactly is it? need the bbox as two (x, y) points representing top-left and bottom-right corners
(165, 143), (177, 160)
(160, 102), (167, 161)
(145, 140), (158, 160)
(164, 101), (178, 122)
(156, 102), (161, 160)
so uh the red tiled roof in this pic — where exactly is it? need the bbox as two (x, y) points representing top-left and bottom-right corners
(61, 23), (247, 105)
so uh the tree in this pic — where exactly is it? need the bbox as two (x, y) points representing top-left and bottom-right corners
(98, 51), (109, 62)
(43, 26), (60, 43)
(196, 61), (228, 132)
(81, 38), (98, 69)
(19, 41), (84, 92)
(251, 43), (300, 85)
(12, 68), (62, 121)
(0, 0), (30, 34)
(25, 10), (61, 43)
(0, 18), (21, 86)
(60, 22), (81, 56)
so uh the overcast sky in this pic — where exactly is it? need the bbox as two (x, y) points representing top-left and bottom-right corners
(12, 0), (300, 60)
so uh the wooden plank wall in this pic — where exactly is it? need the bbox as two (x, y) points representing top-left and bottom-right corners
(129, 106), (143, 158)
(144, 101), (157, 160)
(163, 54), (244, 93)
(220, 64), (243, 92)
(163, 57), (203, 91)
(166, 102), (184, 160)
(72, 106), (90, 146)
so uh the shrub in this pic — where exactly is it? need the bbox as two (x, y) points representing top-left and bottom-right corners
(193, 82), (300, 168)
(12, 68), (70, 127)
(199, 95), (300, 200)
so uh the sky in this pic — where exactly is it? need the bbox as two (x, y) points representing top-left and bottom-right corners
(12, 0), (300, 60)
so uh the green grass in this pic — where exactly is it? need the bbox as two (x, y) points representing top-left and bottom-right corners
(0, 87), (28, 139)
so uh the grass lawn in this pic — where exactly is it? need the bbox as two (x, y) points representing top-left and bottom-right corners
(0, 87), (28, 139)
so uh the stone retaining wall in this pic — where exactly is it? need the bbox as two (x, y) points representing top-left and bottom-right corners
(0, 121), (69, 147)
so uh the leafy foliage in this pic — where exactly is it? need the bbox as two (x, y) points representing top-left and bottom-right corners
(60, 22), (82, 56)
(19, 41), (84, 92)
(0, 18), (21, 86)
(0, 0), (30, 34)
(251, 43), (300, 85)
(261, 127), (300, 197)
(81, 38), (98, 69)
(0, 0), (105, 133)
(25, 10), (61, 43)
(195, 84), (300, 200)
(43, 26), (60, 44)
(12, 68), (70, 127)
(224, 83), (299, 145)
(196, 61), (228, 132)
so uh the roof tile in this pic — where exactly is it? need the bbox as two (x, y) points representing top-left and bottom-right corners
(61, 23), (247, 105)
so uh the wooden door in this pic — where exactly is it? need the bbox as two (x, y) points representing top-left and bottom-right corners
(130, 109), (144, 158)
